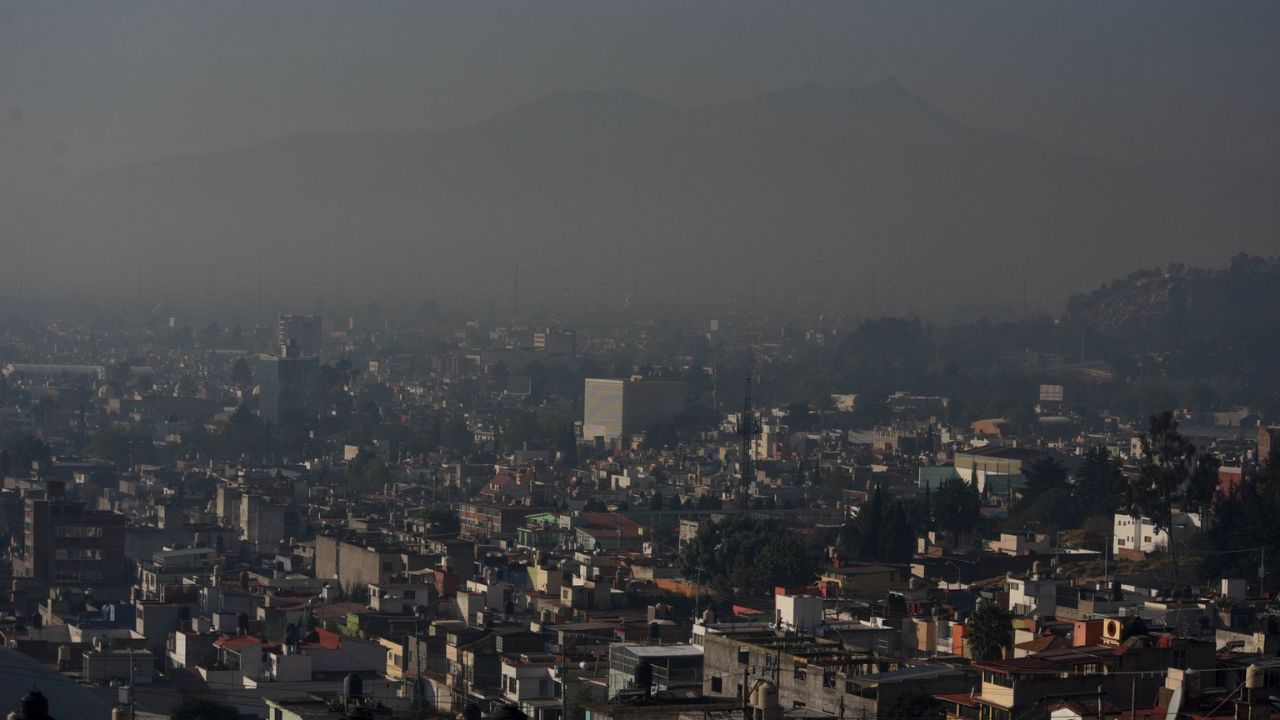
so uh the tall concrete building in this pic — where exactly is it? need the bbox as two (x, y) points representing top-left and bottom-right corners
(255, 343), (320, 426)
(583, 378), (687, 441)
(18, 481), (128, 600)
(276, 313), (322, 357)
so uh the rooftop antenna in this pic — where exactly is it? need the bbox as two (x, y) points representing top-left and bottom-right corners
(78, 403), (86, 456)
(740, 364), (758, 496)
(513, 263), (520, 325)
(870, 271), (877, 318)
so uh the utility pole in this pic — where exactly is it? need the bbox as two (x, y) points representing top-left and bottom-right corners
(128, 645), (136, 719)
(740, 374), (756, 500)
(1130, 675), (1137, 720)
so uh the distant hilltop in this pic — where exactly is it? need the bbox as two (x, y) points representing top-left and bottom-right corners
(1065, 254), (1280, 338)
(3, 80), (1277, 308)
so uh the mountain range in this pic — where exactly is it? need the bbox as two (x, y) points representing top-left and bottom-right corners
(4, 79), (1277, 310)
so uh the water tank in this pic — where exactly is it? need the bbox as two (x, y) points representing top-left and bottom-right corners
(635, 660), (654, 695)
(1247, 663), (1264, 690)
(344, 673), (364, 701)
(484, 705), (528, 720)
(750, 680), (779, 709)
(22, 690), (50, 720)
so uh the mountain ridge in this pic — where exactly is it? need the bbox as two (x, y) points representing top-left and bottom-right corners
(4, 80), (1277, 308)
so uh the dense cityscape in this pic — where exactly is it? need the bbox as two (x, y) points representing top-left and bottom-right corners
(4, 4), (1280, 720)
(0, 253), (1279, 720)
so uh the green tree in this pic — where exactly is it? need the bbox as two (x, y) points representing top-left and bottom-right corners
(879, 692), (945, 720)
(934, 477), (981, 538)
(1116, 412), (1219, 586)
(856, 486), (885, 560)
(4, 434), (51, 472)
(420, 507), (461, 535)
(679, 515), (820, 594)
(347, 449), (392, 494)
(967, 600), (1013, 662)
(1021, 456), (1067, 505)
(88, 424), (135, 469)
(230, 356), (252, 385)
(879, 501), (914, 563)
(1074, 444), (1120, 516)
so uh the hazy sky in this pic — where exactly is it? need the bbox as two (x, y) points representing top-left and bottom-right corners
(3, 0), (1279, 199)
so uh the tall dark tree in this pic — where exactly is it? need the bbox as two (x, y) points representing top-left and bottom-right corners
(230, 356), (252, 385)
(1074, 444), (1120, 515)
(934, 477), (981, 538)
(967, 600), (1013, 662)
(879, 501), (914, 562)
(1022, 456), (1068, 504)
(856, 486), (885, 560)
(1116, 412), (1219, 586)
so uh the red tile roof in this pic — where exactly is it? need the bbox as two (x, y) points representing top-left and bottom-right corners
(214, 635), (262, 651)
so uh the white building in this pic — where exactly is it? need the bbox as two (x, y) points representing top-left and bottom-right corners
(582, 378), (686, 442)
(1006, 575), (1059, 617)
(774, 588), (824, 634)
(1113, 511), (1205, 558)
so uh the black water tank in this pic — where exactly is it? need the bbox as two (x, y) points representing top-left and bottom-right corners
(635, 659), (654, 694)
(22, 690), (50, 720)
(484, 704), (528, 720)
(344, 672), (364, 701)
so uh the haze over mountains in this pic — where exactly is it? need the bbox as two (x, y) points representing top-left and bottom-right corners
(5, 80), (1277, 311)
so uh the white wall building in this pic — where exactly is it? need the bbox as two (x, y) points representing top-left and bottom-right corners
(1113, 511), (1205, 557)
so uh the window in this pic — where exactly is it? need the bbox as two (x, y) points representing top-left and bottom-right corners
(711, 677), (723, 693)
(55, 548), (102, 560)
(738, 648), (749, 665)
(794, 667), (807, 681)
(54, 526), (103, 538)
